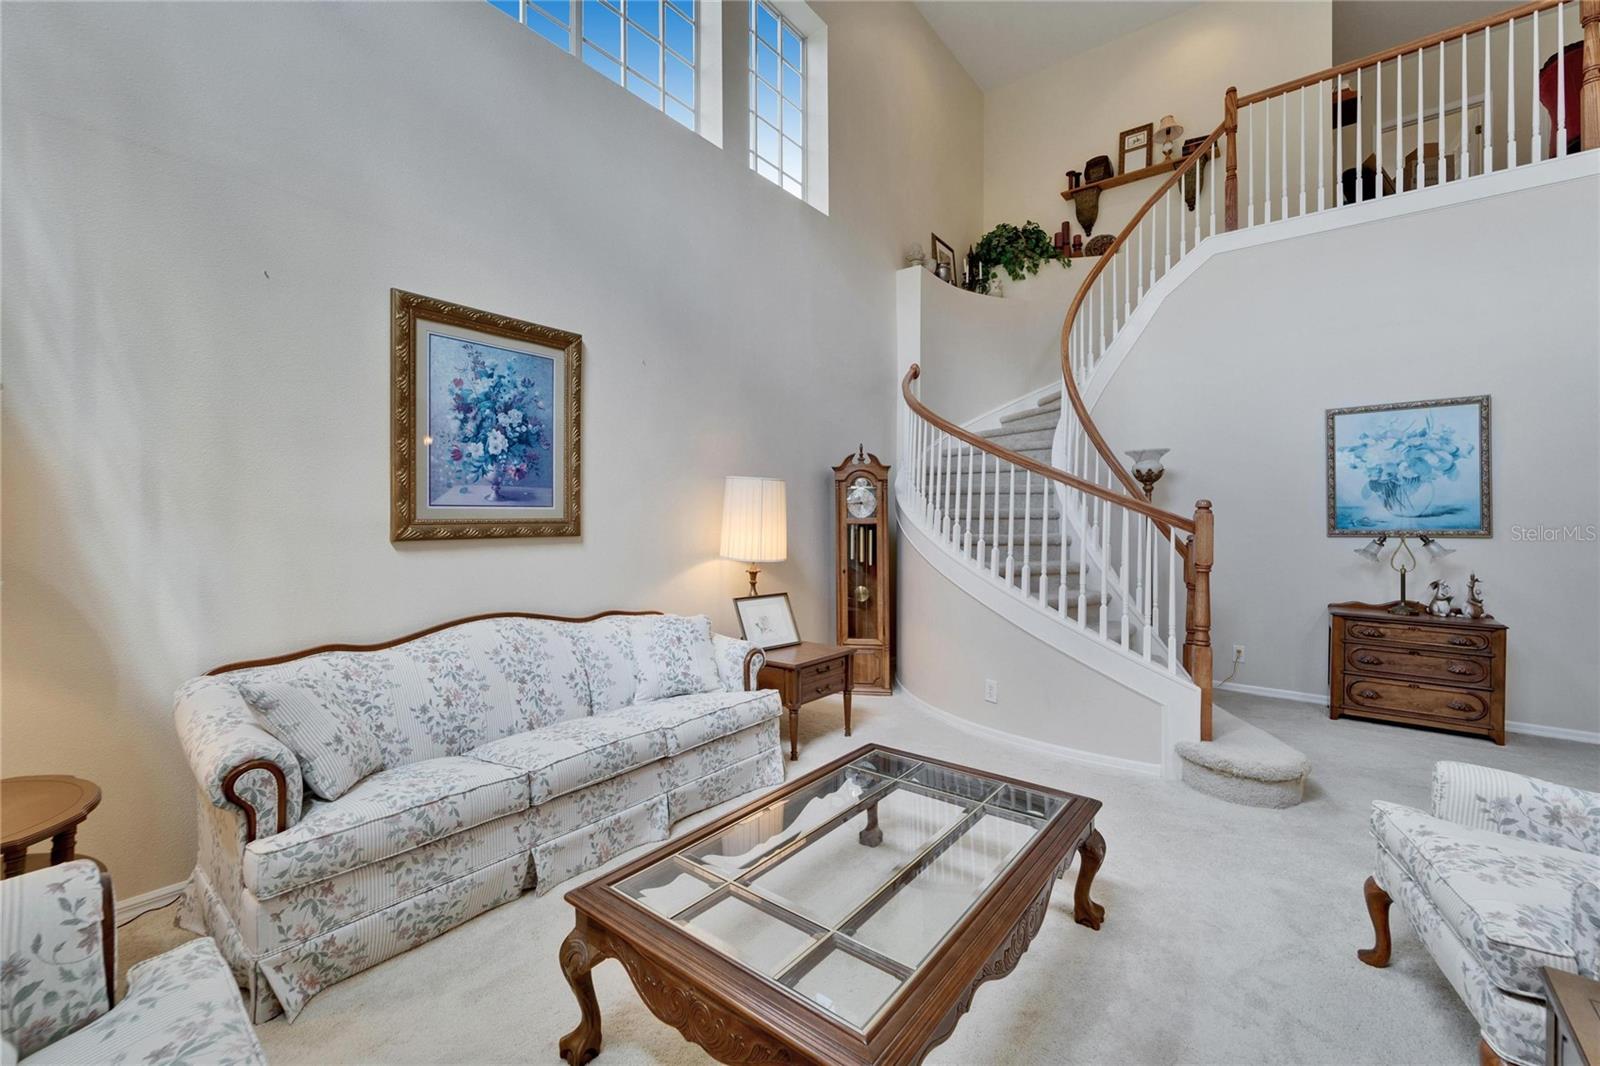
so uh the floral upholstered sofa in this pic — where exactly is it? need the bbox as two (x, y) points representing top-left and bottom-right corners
(1360, 761), (1600, 1065)
(1, 860), (265, 1065)
(174, 611), (783, 1022)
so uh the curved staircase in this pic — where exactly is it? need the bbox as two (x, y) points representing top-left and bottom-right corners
(898, 0), (1598, 806)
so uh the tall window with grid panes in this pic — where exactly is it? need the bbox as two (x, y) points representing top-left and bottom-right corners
(748, 1), (804, 198)
(489, 0), (698, 131)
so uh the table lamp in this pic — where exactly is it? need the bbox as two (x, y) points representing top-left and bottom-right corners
(1156, 115), (1185, 161)
(721, 476), (787, 595)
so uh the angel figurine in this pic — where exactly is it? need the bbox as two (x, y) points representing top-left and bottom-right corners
(1463, 574), (1487, 619)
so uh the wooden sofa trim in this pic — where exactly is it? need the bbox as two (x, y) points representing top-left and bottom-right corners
(203, 609), (765, 839)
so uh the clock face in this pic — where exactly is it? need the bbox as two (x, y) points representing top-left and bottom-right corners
(847, 476), (878, 519)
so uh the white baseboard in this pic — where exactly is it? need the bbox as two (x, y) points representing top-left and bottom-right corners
(1503, 721), (1600, 745)
(893, 676), (1164, 778)
(116, 877), (189, 925)
(1216, 682), (1600, 745)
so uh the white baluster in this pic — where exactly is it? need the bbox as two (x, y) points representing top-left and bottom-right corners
(1422, 45), (1432, 177)
(1336, 75), (1344, 206)
(1461, 32), (1470, 176)
(1098, 488), (1110, 639)
(990, 455), (1002, 578)
(1005, 462), (1016, 585)
(1530, 12), (1541, 163)
(1119, 505), (1131, 647)
(1556, 6), (1566, 157)
(1298, 87), (1307, 216)
(1020, 470), (1033, 598)
(1209, 141), (1218, 237)
(961, 443), (973, 555)
(1376, 59), (1385, 199)
(1355, 67), (1364, 202)
(1167, 528), (1179, 672)
(1485, 23), (1494, 174)
(1057, 490), (1069, 620)
(1247, 102), (1255, 223)
(977, 448), (988, 570)
(1142, 518), (1154, 662)
(1318, 79), (1326, 211)
(1280, 91), (1289, 219)
(1437, 40), (1447, 179)
(1396, 48), (1404, 188)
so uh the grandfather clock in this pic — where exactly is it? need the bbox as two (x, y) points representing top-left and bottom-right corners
(834, 447), (892, 694)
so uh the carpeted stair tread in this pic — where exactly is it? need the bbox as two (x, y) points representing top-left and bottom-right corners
(1174, 707), (1312, 808)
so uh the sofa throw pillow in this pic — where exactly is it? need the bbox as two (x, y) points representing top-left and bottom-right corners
(631, 614), (722, 702)
(237, 673), (387, 801)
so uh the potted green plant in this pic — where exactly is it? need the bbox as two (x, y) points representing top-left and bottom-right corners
(972, 221), (1069, 294)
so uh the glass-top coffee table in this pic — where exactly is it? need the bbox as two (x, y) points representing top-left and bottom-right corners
(558, 745), (1105, 1064)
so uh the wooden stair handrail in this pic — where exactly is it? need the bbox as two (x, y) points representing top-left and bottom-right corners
(1056, 122), (1227, 514)
(902, 365), (1196, 533)
(1238, 0), (1566, 106)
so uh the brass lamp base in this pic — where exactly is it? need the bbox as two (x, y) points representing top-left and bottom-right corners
(746, 566), (761, 596)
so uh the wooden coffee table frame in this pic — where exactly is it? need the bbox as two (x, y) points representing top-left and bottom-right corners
(558, 744), (1105, 1065)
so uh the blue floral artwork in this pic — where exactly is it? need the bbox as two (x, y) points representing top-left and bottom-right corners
(426, 333), (555, 508)
(1327, 397), (1489, 536)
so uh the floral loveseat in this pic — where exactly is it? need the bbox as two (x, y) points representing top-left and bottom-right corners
(174, 611), (783, 1023)
(1360, 761), (1600, 1065)
(1, 860), (265, 1065)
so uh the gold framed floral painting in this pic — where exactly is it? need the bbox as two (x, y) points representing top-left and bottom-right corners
(390, 289), (581, 541)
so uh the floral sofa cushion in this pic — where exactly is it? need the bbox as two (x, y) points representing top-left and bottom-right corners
(1373, 800), (1600, 996)
(468, 715), (670, 804)
(566, 617), (638, 713)
(29, 938), (266, 1066)
(630, 615), (721, 701)
(605, 689), (781, 756)
(0, 860), (110, 1059)
(238, 668), (389, 802)
(242, 756), (529, 899)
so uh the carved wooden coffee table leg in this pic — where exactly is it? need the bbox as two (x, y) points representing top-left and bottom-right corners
(1073, 828), (1106, 929)
(559, 920), (608, 1063)
(858, 800), (883, 847)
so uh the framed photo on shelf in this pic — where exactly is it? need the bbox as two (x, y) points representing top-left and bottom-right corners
(734, 592), (801, 650)
(929, 233), (957, 284)
(1118, 123), (1153, 175)
(390, 289), (581, 541)
(1326, 395), (1491, 537)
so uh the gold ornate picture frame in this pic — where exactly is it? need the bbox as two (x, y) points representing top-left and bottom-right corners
(390, 289), (581, 541)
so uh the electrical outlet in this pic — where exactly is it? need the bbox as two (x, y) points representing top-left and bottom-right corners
(1233, 644), (1246, 662)
(984, 679), (999, 704)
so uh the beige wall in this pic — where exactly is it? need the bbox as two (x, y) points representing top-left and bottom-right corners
(982, 2), (1332, 246)
(1091, 171), (1600, 738)
(0, 1), (983, 896)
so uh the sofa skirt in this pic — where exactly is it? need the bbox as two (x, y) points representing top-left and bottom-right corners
(181, 721), (783, 1023)
(1375, 845), (1547, 1065)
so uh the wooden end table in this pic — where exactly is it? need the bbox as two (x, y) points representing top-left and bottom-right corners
(757, 642), (853, 761)
(557, 744), (1104, 1065)
(1544, 966), (1600, 1066)
(1, 775), (102, 878)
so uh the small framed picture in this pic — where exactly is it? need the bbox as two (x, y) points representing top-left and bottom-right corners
(929, 233), (957, 285)
(1118, 123), (1153, 174)
(734, 593), (801, 650)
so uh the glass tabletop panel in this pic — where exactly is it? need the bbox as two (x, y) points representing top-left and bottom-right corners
(780, 937), (906, 1030)
(742, 781), (975, 927)
(673, 888), (820, 975)
(680, 765), (891, 879)
(614, 856), (720, 918)
(900, 762), (1004, 805)
(840, 808), (1040, 968)
(847, 750), (922, 779)
(987, 782), (1067, 822)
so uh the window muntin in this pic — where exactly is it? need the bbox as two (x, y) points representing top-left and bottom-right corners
(489, 0), (697, 131)
(749, 0), (804, 198)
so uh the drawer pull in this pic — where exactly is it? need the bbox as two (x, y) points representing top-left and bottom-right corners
(1358, 689), (1380, 700)
(1356, 654), (1382, 665)
(1447, 663), (1472, 675)
(1352, 626), (1386, 639)
(1446, 700), (1472, 712)
(1448, 636), (1472, 647)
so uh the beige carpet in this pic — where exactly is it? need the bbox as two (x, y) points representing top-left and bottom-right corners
(120, 692), (1600, 1064)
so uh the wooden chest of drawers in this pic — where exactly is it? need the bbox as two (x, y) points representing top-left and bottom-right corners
(1328, 601), (1507, 744)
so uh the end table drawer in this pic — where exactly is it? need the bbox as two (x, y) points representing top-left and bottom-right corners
(799, 657), (847, 700)
(1342, 620), (1490, 653)
(1343, 678), (1489, 722)
(1344, 645), (1491, 688)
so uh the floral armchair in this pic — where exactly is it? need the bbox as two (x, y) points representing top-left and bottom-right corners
(1360, 761), (1600, 1066)
(0, 860), (265, 1065)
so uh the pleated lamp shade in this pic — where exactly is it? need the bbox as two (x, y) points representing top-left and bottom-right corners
(720, 477), (788, 563)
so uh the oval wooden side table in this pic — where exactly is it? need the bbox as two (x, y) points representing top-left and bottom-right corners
(1, 775), (102, 878)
